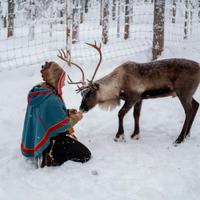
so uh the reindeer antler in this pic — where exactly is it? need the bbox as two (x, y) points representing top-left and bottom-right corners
(58, 41), (102, 93)
(85, 41), (102, 84)
(57, 49), (86, 92)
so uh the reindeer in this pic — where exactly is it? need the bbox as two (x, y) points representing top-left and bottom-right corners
(58, 42), (200, 144)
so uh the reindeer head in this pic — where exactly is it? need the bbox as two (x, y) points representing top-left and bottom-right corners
(79, 82), (100, 112)
(58, 41), (102, 113)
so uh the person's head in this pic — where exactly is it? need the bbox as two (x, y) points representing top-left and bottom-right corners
(40, 61), (66, 95)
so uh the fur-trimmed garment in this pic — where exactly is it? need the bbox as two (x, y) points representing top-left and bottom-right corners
(21, 61), (91, 166)
(21, 86), (78, 158)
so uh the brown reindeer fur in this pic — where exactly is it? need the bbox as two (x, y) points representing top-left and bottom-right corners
(80, 58), (200, 144)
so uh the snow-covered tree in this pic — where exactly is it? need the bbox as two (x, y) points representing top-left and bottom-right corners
(124, 0), (130, 40)
(117, 0), (121, 38)
(57, 0), (65, 24)
(72, 0), (80, 43)
(0, 0), (7, 28)
(66, 0), (72, 56)
(2, 1), (8, 28)
(99, 0), (103, 25)
(0, 1), (2, 27)
(198, 0), (200, 23)
(102, 0), (109, 44)
(49, 0), (55, 37)
(27, 0), (36, 40)
(112, 0), (116, 20)
(85, 0), (89, 13)
(15, 0), (60, 39)
(152, 0), (165, 60)
(80, 0), (85, 23)
(189, 0), (195, 37)
(7, 0), (15, 38)
(184, 0), (189, 39)
(172, 0), (177, 23)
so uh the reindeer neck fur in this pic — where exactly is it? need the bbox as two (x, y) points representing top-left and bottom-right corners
(95, 68), (123, 111)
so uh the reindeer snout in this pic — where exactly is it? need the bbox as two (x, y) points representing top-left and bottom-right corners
(80, 109), (87, 113)
(79, 104), (89, 113)
(79, 107), (88, 113)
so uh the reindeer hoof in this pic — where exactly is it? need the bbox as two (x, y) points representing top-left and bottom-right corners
(173, 137), (184, 146)
(173, 142), (179, 147)
(131, 134), (140, 140)
(114, 135), (126, 142)
(186, 133), (191, 138)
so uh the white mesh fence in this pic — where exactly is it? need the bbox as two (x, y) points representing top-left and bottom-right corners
(0, 0), (200, 71)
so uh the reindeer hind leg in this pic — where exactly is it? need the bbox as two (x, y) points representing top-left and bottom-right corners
(131, 100), (142, 140)
(174, 79), (200, 144)
(175, 91), (195, 144)
(185, 98), (199, 138)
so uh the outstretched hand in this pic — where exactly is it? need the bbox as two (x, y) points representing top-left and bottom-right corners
(68, 109), (83, 125)
(69, 109), (78, 115)
(69, 109), (83, 121)
(75, 112), (83, 121)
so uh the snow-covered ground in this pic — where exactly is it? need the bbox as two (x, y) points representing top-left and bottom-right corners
(0, 47), (200, 200)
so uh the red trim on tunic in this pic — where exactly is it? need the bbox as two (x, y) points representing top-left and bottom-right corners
(27, 90), (53, 104)
(57, 72), (65, 96)
(21, 116), (70, 154)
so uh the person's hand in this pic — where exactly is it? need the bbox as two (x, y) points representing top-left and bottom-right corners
(69, 109), (77, 115)
(75, 112), (83, 121)
(69, 112), (83, 127)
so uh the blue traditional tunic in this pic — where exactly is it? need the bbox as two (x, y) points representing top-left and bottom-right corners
(21, 86), (72, 158)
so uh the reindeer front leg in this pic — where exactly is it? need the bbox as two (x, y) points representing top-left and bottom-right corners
(114, 99), (135, 142)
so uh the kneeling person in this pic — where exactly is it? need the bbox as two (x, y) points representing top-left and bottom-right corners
(21, 61), (91, 167)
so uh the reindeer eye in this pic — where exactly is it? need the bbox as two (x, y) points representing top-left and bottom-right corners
(87, 91), (95, 98)
(87, 92), (92, 97)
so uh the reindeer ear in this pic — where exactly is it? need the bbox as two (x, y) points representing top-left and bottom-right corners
(93, 83), (99, 90)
